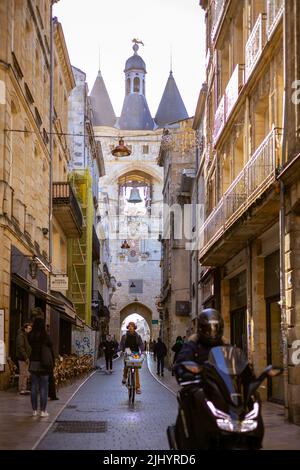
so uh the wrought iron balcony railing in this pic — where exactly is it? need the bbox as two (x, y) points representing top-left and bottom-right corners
(266, 0), (284, 40)
(245, 13), (266, 83)
(53, 182), (83, 237)
(200, 128), (282, 253)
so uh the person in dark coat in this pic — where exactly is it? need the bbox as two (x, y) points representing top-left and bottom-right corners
(101, 335), (117, 373)
(153, 338), (167, 376)
(152, 339), (157, 361)
(171, 336), (184, 375)
(45, 324), (59, 400)
(28, 317), (54, 417)
(16, 322), (32, 394)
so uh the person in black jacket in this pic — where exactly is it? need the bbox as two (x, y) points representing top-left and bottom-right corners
(153, 338), (167, 376)
(175, 309), (224, 367)
(171, 336), (184, 375)
(16, 322), (32, 394)
(28, 317), (54, 417)
(102, 335), (117, 374)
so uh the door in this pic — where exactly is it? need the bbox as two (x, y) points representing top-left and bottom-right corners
(266, 298), (284, 403)
(9, 283), (28, 362)
(230, 308), (247, 353)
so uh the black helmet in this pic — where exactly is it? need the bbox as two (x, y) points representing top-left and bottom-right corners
(197, 308), (224, 346)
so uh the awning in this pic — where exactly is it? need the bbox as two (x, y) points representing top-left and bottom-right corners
(50, 291), (76, 320)
(11, 273), (76, 322)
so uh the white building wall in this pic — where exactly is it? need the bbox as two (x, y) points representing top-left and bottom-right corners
(94, 127), (163, 339)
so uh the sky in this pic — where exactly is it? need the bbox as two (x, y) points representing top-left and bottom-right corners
(53, 0), (206, 117)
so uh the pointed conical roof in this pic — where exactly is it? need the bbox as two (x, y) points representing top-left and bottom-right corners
(155, 71), (188, 127)
(90, 70), (116, 127)
(118, 94), (155, 130)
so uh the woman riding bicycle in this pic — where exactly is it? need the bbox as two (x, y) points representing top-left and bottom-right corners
(120, 322), (144, 394)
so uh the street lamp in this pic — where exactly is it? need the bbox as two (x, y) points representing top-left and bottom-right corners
(111, 137), (131, 158)
(121, 240), (130, 249)
(29, 257), (38, 279)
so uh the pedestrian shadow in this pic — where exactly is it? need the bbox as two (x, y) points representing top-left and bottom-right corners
(118, 399), (142, 412)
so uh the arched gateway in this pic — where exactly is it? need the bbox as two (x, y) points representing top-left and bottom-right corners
(119, 302), (153, 339)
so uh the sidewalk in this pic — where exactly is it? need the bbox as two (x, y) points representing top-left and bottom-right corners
(0, 370), (96, 450)
(146, 353), (300, 450)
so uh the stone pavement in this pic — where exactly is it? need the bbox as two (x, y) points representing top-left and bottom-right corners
(37, 355), (177, 450)
(147, 353), (300, 450)
(0, 353), (299, 450)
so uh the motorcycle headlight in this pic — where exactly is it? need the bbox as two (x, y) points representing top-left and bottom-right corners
(207, 401), (259, 433)
(216, 419), (234, 432)
(240, 419), (258, 432)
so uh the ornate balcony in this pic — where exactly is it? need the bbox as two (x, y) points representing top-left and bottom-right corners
(199, 128), (282, 264)
(211, 0), (226, 41)
(245, 14), (266, 83)
(266, 0), (284, 40)
(53, 182), (83, 238)
(201, 199), (224, 249)
(213, 94), (226, 145)
(225, 64), (244, 121)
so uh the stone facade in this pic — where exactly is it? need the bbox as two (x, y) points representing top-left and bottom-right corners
(95, 127), (163, 341)
(0, 0), (53, 387)
(158, 118), (196, 362)
(198, 0), (300, 423)
(278, 0), (300, 424)
(67, 65), (107, 359)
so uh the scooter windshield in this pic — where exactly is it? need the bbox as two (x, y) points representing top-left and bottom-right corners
(207, 346), (248, 375)
(207, 346), (250, 406)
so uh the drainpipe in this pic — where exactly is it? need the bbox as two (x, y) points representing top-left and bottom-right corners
(49, 4), (54, 268)
(195, 138), (199, 331)
(279, 0), (288, 420)
(246, 241), (253, 363)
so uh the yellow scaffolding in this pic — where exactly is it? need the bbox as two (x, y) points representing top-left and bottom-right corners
(68, 169), (93, 326)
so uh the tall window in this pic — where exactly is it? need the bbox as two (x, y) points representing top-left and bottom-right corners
(134, 77), (140, 93)
(126, 78), (130, 94)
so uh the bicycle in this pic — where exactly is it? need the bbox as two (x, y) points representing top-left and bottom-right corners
(124, 352), (144, 405)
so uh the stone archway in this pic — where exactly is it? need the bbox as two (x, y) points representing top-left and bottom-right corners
(119, 302), (152, 340)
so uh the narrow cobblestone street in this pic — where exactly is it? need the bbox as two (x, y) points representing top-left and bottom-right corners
(36, 357), (177, 450)
(0, 355), (300, 450)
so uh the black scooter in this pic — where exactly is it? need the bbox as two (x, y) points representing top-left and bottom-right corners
(167, 345), (283, 450)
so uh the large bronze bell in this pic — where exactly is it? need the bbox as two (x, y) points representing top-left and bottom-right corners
(127, 188), (143, 204)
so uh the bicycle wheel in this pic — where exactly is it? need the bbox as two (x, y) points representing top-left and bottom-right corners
(130, 368), (135, 405)
(127, 368), (132, 402)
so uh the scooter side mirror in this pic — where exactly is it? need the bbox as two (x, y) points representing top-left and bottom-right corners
(257, 365), (283, 382)
(247, 365), (283, 401)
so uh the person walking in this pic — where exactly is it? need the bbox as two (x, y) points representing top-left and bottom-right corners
(152, 339), (157, 361)
(102, 334), (117, 374)
(154, 338), (167, 376)
(28, 317), (54, 417)
(45, 324), (59, 400)
(16, 322), (32, 395)
(171, 336), (184, 375)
